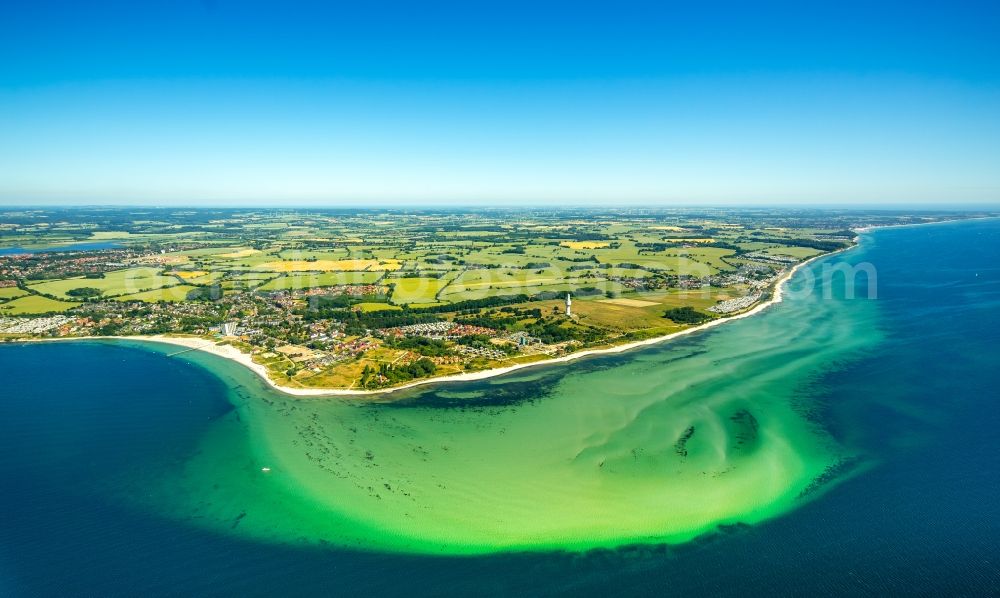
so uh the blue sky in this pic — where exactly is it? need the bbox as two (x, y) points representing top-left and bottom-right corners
(1, 0), (999, 206)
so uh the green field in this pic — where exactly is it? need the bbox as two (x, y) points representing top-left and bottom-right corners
(172, 271), (225, 285)
(0, 295), (76, 314)
(355, 302), (403, 312)
(0, 287), (28, 301)
(439, 277), (625, 301)
(114, 285), (200, 302)
(762, 246), (825, 258)
(662, 247), (737, 271)
(449, 267), (565, 289)
(389, 277), (449, 304)
(29, 267), (179, 299)
(256, 271), (384, 291)
(276, 248), (351, 261)
(600, 267), (655, 278)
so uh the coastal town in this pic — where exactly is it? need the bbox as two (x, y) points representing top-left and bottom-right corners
(0, 207), (976, 391)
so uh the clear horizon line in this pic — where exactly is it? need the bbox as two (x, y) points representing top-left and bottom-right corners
(2, 201), (999, 211)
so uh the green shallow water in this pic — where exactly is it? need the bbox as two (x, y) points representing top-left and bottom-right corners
(108, 249), (881, 555)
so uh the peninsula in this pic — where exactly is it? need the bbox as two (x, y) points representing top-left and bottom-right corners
(0, 207), (986, 394)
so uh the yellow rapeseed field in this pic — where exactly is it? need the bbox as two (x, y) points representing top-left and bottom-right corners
(560, 241), (610, 249)
(175, 270), (209, 279)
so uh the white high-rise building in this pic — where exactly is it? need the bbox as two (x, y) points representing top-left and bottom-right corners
(565, 293), (572, 316)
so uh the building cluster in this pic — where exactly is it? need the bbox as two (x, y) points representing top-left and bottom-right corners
(738, 262), (776, 276)
(70, 299), (224, 335)
(0, 315), (74, 335)
(454, 343), (509, 361)
(380, 321), (456, 338)
(299, 284), (387, 298)
(707, 293), (763, 314)
(615, 277), (665, 291)
(709, 273), (773, 289)
(447, 323), (498, 338)
(744, 252), (799, 265)
(675, 276), (709, 290)
(0, 247), (153, 281)
(507, 331), (542, 346)
(379, 321), (502, 340)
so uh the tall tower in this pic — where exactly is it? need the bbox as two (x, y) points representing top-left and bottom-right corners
(565, 293), (572, 316)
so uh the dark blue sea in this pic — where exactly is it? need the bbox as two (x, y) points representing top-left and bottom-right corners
(1, 219), (998, 596)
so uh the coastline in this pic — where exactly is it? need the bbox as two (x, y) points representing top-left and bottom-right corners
(13, 216), (995, 397)
(114, 214), (998, 397)
(50, 244), (839, 398)
(852, 214), (998, 234)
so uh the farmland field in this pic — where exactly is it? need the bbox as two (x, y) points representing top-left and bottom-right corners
(0, 287), (27, 300)
(257, 271), (384, 291)
(115, 285), (200, 302)
(389, 277), (449, 304)
(28, 267), (180, 299)
(0, 295), (77, 314)
(253, 259), (402, 273)
(762, 246), (826, 258)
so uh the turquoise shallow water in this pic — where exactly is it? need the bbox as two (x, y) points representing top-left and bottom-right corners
(1, 218), (999, 594)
